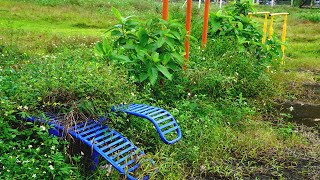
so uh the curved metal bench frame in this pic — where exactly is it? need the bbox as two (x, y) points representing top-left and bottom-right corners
(112, 104), (182, 145)
(27, 115), (152, 180)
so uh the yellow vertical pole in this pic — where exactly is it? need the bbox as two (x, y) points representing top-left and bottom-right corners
(262, 13), (268, 43)
(268, 15), (274, 40)
(248, 13), (253, 19)
(281, 14), (288, 64)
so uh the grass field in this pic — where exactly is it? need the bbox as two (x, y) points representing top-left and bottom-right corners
(0, 1), (319, 179)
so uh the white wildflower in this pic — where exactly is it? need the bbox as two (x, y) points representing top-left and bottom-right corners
(49, 165), (54, 170)
(32, 174), (36, 178)
(289, 106), (294, 111)
(40, 126), (46, 131)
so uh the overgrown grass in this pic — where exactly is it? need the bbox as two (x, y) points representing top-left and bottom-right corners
(0, 1), (319, 179)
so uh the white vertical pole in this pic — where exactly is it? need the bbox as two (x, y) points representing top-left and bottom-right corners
(198, 0), (202, 9)
(220, 0), (223, 8)
(291, 0), (294, 6)
(271, 0), (274, 6)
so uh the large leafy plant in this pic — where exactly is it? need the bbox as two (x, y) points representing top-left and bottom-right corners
(95, 8), (186, 85)
(208, 1), (283, 67)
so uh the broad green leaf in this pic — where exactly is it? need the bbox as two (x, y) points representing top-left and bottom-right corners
(148, 67), (158, 85)
(139, 73), (148, 82)
(151, 52), (159, 62)
(162, 53), (171, 65)
(237, 22), (243, 31)
(156, 64), (172, 80)
(111, 30), (122, 36)
(95, 42), (104, 55)
(138, 29), (149, 46)
(157, 37), (166, 48)
(112, 7), (122, 21)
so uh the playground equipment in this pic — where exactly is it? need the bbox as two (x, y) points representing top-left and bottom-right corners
(249, 12), (289, 64)
(268, 13), (289, 64)
(164, 0), (211, 70)
(26, 104), (182, 180)
(248, 12), (270, 43)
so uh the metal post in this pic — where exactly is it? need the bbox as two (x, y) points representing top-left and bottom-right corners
(202, 0), (210, 47)
(268, 15), (274, 40)
(281, 14), (288, 64)
(162, 0), (169, 20)
(184, 0), (192, 71)
(262, 13), (269, 43)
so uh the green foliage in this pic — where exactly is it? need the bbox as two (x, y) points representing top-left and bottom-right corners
(208, 2), (283, 68)
(0, 114), (81, 178)
(299, 11), (320, 22)
(187, 37), (274, 99)
(95, 8), (186, 85)
(0, 46), (135, 120)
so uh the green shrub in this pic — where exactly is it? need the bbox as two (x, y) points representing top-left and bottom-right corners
(95, 8), (186, 86)
(207, 1), (283, 67)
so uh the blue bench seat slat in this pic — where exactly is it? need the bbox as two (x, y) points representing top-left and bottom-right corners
(121, 158), (137, 169)
(140, 108), (159, 115)
(159, 121), (176, 130)
(156, 116), (173, 124)
(111, 146), (135, 159)
(80, 125), (103, 135)
(128, 105), (146, 112)
(84, 128), (109, 140)
(147, 109), (164, 116)
(116, 151), (137, 164)
(94, 130), (114, 141)
(113, 104), (182, 145)
(97, 134), (120, 146)
(152, 112), (168, 119)
(135, 107), (154, 113)
(162, 126), (178, 135)
(128, 163), (141, 173)
(105, 141), (131, 155)
(100, 138), (124, 151)
(127, 104), (143, 111)
(75, 121), (97, 132)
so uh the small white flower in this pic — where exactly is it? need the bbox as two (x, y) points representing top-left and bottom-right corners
(28, 145), (33, 149)
(23, 106), (28, 110)
(17, 106), (23, 110)
(49, 165), (54, 170)
(289, 106), (294, 111)
(32, 174), (36, 178)
(51, 146), (55, 150)
(131, 92), (135, 96)
(187, 93), (191, 96)
(202, 57), (205, 60)
(40, 126), (46, 131)
(43, 171), (46, 174)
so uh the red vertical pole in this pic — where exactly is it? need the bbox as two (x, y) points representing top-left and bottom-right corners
(202, 0), (210, 47)
(162, 0), (169, 20)
(184, 0), (192, 71)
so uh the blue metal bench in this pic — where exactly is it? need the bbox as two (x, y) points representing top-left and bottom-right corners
(27, 115), (153, 180)
(112, 104), (182, 145)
